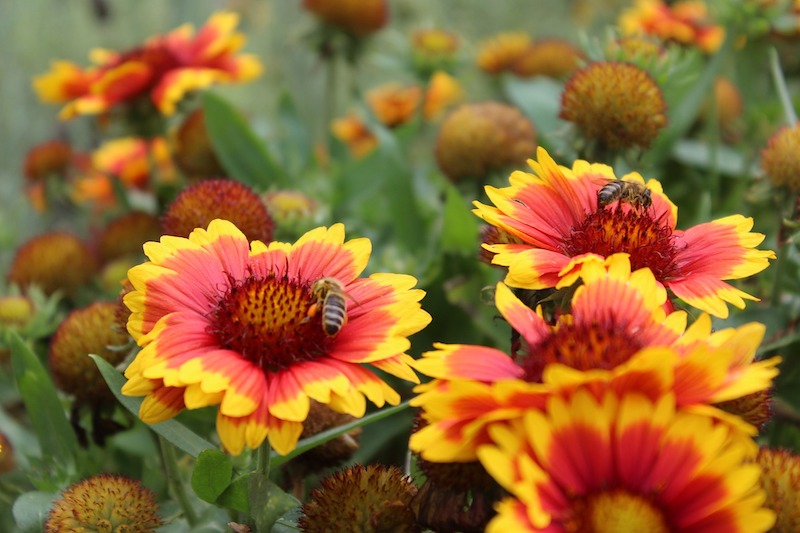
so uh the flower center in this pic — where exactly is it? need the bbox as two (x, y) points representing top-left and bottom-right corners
(565, 490), (670, 533)
(207, 271), (330, 373)
(516, 321), (642, 382)
(562, 207), (679, 281)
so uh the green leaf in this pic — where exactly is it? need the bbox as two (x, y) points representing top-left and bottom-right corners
(645, 37), (730, 164)
(272, 506), (303, 532)
(504, 76), (572, 156)
(217, 473), (252, 514)
(91, 355), (216, 458)
(440, 182), (480, 254)
(191, 449), (233, 503)
(12, 491), (56, 533)
(275, 90), (312, 174)
(202, 91), (287, 190)
(9, 332), (79, 467)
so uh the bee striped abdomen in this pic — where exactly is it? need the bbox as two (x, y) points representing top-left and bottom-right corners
(321, 292), (347, 336)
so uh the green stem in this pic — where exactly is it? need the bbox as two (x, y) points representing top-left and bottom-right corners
(256, 438), (271, 478)
(159, 435), (198, 527)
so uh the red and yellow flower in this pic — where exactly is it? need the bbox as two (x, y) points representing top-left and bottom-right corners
(410, 254), (780, 462)
(473, 147), (775, 318)
(366, 83), (423, 128)
(331, 114), (379, 158)
(619, 0), (725, 54)
(122, 219), (431, 455)
(33, 11), (262, 119)
(478, 389), (776, 532)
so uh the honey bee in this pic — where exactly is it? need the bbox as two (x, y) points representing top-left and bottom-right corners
(309, 277), (351, 337)
(597, 179), (652, 212)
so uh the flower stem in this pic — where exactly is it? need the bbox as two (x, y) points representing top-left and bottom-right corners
(256, 438), (272, 478)
(158, 435), (198, 527)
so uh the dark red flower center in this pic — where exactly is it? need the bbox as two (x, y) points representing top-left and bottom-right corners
(515, 320), (643, 382)
(207, 271), (331, 373)
(561, 206), (680, 281)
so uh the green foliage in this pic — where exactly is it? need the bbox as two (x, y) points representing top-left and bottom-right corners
(202, 92), (288, 190)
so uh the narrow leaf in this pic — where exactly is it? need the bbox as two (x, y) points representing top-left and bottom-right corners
(92, 355), (215, 457)
(270, 401), (411, 468)
(9, 332), (79, 465)
(441, 182), (479, 253)
(202, 91), (287, 189)
(191, 449), (233, 503)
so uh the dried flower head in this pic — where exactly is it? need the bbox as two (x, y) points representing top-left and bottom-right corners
(512, 38), (584, 79)
(161, 179), (275, 242)
(97, 211), (162, 264)
(435, 102), (537, 182)
(761, 124), (800, 190)
(49, 301), (131, 404)
(7, 232), (96, 296)
(299, 464), (418, 533)
(757, 447), (800, 533)
(560, 61), (667, 150)
(45, 474), (161, 532)
(476, 32), (531, 74)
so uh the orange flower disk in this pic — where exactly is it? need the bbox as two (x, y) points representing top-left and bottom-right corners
(122, 220), (431, 455)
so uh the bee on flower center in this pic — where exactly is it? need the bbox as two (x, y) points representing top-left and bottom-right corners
(597, 179), (652, 212)
(308, 277), (352, 337)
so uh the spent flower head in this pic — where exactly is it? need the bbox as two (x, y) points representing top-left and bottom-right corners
(560, 61), (668, 150)
(45, 474), (161, 533)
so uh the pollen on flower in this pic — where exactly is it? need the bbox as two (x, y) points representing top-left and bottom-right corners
(562, 207), (679, 279)
(207, 271), (329, 372)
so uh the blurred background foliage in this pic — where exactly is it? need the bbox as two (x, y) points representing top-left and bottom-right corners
(4, 0), (800, 529)
(0, 0), (621, 269)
